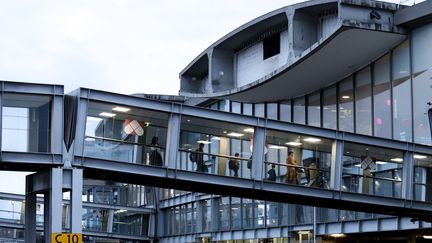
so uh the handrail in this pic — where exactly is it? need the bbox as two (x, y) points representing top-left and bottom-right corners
(178, 148), (251, 162)
(342, 172), (402, 183)
(85, 135), (165, 149)
(264, 161), (329, 173)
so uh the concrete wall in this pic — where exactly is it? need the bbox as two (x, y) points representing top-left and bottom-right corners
(235, 30), (289, 87)
(211, 48), (234, 92)
(293, 10), (318, 57)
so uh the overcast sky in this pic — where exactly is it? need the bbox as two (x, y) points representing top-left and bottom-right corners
(0, 0), (413, 195)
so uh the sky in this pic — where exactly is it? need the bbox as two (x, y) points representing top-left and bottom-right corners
(0, 0), (414, 195)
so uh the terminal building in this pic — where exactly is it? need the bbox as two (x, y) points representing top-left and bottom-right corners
(1, 0), (432, 242)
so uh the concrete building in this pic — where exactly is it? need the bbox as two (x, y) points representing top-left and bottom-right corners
(1, 0), (432, 242)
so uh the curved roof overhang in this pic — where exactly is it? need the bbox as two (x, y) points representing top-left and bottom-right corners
(184, 26), (406, 103)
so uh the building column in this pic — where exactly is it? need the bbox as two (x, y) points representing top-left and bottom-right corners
(25, 177), (37, 243)
(165, 113), (181, 169)
(45, 168), (63, 243)
(402, 151), (414, 200)
(330, 140), (344, 190)
(196, 200), (204, 233)
(107, 209), (114, 233)
(252, 127), (266, 180)
(71, 169), (83, 233)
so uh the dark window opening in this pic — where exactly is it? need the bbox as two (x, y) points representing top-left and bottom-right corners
(263, 34), (280, 59)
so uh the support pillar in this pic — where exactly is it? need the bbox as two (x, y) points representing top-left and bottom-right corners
(330, 140), (343, 190)
(165, 113), (181, 169)
(71, 169), (83, 233)
(402, 151), (414, 200)
(25, 177), (37, 243)
(252, 127), (266, 180)
(45, 168), (63, 243)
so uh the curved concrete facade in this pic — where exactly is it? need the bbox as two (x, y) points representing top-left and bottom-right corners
(179, 0), (407, 102)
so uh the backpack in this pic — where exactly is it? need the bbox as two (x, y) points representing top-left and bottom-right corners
(228, 159), (236, 170)
(150, 150), (163, 166)
(247, 156), (252, 169)
(189, 151), (197, 162)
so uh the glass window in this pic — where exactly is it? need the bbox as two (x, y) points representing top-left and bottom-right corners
(231, 102), (241, 114)
(323, 86), (337, 129)
(254, 103), (265, 118)
(231, 197), (241, 229)
(307, 92), (321, 127)
(373, 54), (392, 139)
(219, 100), (230, 112)
(413, 154), (432, 202)
(392, 40), (412, 142)
(209, 102), (218, 110)
(279, 101), (292, 122)
(243, 103), (253, 116)
(342, 142), (403, 198)
(266, 103), (278, 120)
(2, 94), (51, 153)
(84, 101), (168, 165)
(242, 198), (254, 228)
(293, 97), (305, 124)
(355, 67), (372, 135)
(218, 197), (230, 230)
(339, 77), (354, 132)
(412, 24), (432, 145)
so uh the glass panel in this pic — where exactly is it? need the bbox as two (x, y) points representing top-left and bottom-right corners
(392, 40), (412, 142)
(242, 198), (253, 229)
(202, 199), (212, 231)
(112, 210), (145, 235)
(2, 94), (51, 153)
(179, 116), (254, 178)
(293, 97), (306, 124)
(219, 100), (230, 112)
(84, 101), (168, 165)
(323, 86), (337, 129)
(218, 197), (230, 230)
(266, 103), (278, 120)
(339, 77), (354, 132)
(373, 54), (392, 139)
(342, 142), (403, 198)
(307, 92), (321, 127)
(243, 103), (253, 116)
(413, 154), (432, 202)
(265, 129), (332, 188)
(254, 103), (265, 118)
(231, 101), (241, 114)
(280, 101), (292, 122)
(355, 67), (372, 135)
(254, 200), (265, 228)
(412, 24), (432, 145)
(231, 197), (241, 229)
(266, 201), (279, 226)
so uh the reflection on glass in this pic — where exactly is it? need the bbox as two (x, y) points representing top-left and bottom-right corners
(243, 103), (253, 116)
(323, 86), (337, 129)
(339, 77), (354, 132)
(254, 103), (265, 118)
(307, 92), (321, 127)
(266, 103), (278, 120)
(342, 142), (403, 198)
(293, 97), (305, 124)
(2, 94), (51, 153)
(231, 102), (241, 114)
(414, 154), (432, 202)
(373, 54), (392, 139)
(280, 100), (292, 122)
(355, 67), (372, 135)
(392, 40), (412, 142)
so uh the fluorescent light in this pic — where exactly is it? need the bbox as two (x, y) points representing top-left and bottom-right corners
(112, 106), (130, 112)
(330, 233), (345, 238)
(424, 235), (432, 239)
(414, 154), (427, 159)
(227, 132), (244, 137)
(304, 137), (321, 143)
(376, 161), (388, 165)
(243, 128), (254, 133)
(211, 136), (221, 140)
(286, 141), (302, 146)
(99, 112), (116, 118)
(390, 158), (403, 162)
(354, 164), (361, 167)
(269, 145), (285, 149)
(197, 140), (212, 144)
(342, 95), (350, 99)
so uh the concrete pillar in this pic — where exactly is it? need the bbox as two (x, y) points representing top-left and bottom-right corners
(107, 209), (114, 233)
(330, 140), (344, 190)
(71, 169), (83, 233)
(45, 168), (63, 243)
(165, 113), (181, 169)
(402, 151), (414, 200)
(25, 177), (37, 243)
(252, 127), (266, 180)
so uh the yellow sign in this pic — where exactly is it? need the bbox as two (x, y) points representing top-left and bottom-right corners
(51, 233), (82, 243)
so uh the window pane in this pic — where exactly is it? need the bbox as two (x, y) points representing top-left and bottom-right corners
(280, 101), (291, 122)
(307, 92), (321, 127)
(219, 100), (230, 112)
(339, 77), (354, 132)
(254, 103), (265, 118)
(266, 103), (278, 120)
(323, 86), (337, 129)
(392, 40), (412, 142)
(231, 102), (241, 114)
(355, 67), (372, 135)
(243, 103), (253, 116)
(373, 54), (392, 139)
(293, 97), (305, 124)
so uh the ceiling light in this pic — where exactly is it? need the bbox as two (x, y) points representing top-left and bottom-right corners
(269, 145), (285, 149)
(424, 235), (432, 239)
(286, 141), (302, 146)
(112, 106), (130, 112)
(330, 233), (345, 238)
(244, 128), (255, 133)
(197, 140), (212, 144)
(390, 158), (403, 162)
(376, 161), (388, 165)
(342, 95), (350, 99)
(99, 112), (116, 118)
(304, 137), (321, 143)
(354, 164), (361, 167)
(211, 136), (221, 140)
(414, 154), (427, 159)
(227, 132), (244, 137)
